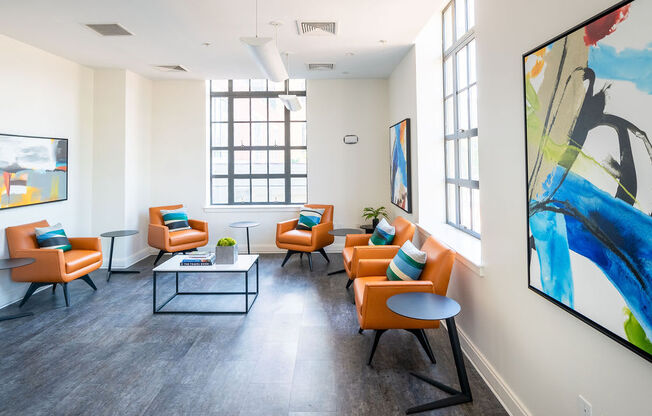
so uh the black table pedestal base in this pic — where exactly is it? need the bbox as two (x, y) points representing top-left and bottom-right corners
(327, 268), (345, 276)
(406, 317), (472, 414)
(0, 312), (34, 322)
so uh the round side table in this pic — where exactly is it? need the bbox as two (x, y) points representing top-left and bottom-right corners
(387, 292), (472, 414)
(229, 221), (260, 254)
(327, 228), (363, 276)
(0, 258), (36, 322)
(101, 230), (140, 282)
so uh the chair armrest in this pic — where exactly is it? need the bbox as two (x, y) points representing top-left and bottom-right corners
(360, 280), (435, 324)
(148, 224), (169, 250)
(276, 218), (299, 237)
(351, 245), (400, 278)
(358, 259), (392, 278)
(69, 237), (101, 251)
(311, 221), (334, 248)
(345, 234), (371, 247)
(188, 219), (208, 233)
(13, 248), (65, 280)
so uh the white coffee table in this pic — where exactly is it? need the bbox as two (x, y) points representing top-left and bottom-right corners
(152, 254), (259, 314)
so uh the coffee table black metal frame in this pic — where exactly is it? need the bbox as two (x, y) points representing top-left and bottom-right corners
(229, 221), (260, 254)
(387, 292), (472, 414)
(0, 258), (36, 322)
(327, 228), (363, 276)
(101, 230), (140, 282)
(153, 255), (259, 314)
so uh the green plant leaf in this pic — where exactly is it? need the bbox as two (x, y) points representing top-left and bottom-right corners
(623, 307), (652, 354)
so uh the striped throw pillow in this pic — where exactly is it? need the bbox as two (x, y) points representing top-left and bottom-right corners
(368, 218), (395, 246)
(387, 240), (427, 281)
(35, 223), (72, 252)
(160, 208), (191, 232)
(296, 206), (325, 230)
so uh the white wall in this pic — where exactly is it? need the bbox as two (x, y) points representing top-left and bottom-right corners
(150, 79), (389, 253)
(0, 35), (94, 307)
(396, 1), (652, 416)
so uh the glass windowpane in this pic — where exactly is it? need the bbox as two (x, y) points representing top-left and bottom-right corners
(269, 150), (284, 174)
(459, 138), (469, 180)
(446, 140), (455, 178)
(467, 0), (475, 29)
(269, 123), (284, 146)
(455, 0), (466, 39)
(252, 123), (267, 146)
(234, 179), (250, 202)
(234, 123), (250, 146)
(291, 177), (307, 203)
(211, 150), (228, 175)
(456, 47), (468, 90)
(445, 97), (454, 135)
(444, 58), (454, 97)
(268, 80), (285, 91)
(460, 187), (471, 229)
(252, 178), (267, 202)
(458, 89), (469, 131)
(469, 40), (477, 84)
(291, 149), (307, 174)
(211, 178), (228, 204)
(250, 79), (266, 91)
(252, 150), (267, 174)
(211, 123), (228, 147)
(251, 98), (267, 121)
(233, 79), (249, 91)
(443, 6), (453, 50)
(211, 80), (228, 92)
(234, 98), (250, 121)
(211, 97), (228, 122)
(289, 79), (306, 91)
(470, 136), (479, 180)
(469, 85), (477, 129)
(269, 98), (285, 121)
(269, 178), (285, 202)
(472, 188), (481, 233)
(290, 97), (306, 121)
(447, 184), (457, 224)
(234, 150), (250, 174)
(291, 122), (306, 146)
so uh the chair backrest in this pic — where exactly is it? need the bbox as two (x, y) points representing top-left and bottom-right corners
(5, 220), (50, 256)
(392, 216), (416, 246)
(419, 236), (456, 296)
(306, 204), (333, 224)
(149, 204), (184, 225)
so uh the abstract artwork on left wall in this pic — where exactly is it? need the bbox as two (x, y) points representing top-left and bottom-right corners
(0, 133), (68, 210)
(389, 118), (411, 213)
(523, 0), (651, 363)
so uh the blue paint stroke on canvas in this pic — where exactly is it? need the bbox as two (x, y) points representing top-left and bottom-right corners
(588, 44), (652, 94)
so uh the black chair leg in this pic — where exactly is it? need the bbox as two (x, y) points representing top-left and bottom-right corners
(307, 252), (313, 271)
(52, 283), (57, 293)
(153, 250), (166, 265)
(408, 329), (437, 364)
(318, 248), (330, 262)
(19, 283), (45, 307)
(80, 275), (97, 291)
(300, 252), (303, 259)
(62, 283), (70, 307)
(346, 279), (354, 289)
(358, 327), (364, 334)
(281, 250), (295, 267)
(367, 329), (386, 365)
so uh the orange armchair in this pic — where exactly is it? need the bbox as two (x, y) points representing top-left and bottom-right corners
(276, 204), (334, 271)
(5, 220), (102, 307)
(148, 204), (209, 265)
(354, 236), (456, 364)
(342, 216), (416, 288)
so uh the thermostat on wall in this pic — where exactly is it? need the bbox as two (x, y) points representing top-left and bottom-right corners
(343, 135), (359, 144)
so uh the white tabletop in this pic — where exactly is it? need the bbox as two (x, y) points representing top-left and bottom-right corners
(153, 254), (259, 272)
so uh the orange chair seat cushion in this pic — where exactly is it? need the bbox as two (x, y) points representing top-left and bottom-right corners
(342, 247), (354, 268)
(64, 250), (102, 274)
(277, 229), (312, 246)
(353, 276), (388, 308)
(168, 229), (207, 246)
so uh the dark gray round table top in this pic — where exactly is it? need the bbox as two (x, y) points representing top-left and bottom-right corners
(387, 292), (461, 321)
(329, 228), (364, 237)
(0, 258), (35, 270)
(229, 221), (260, 228)
(101, 230), (139, 238)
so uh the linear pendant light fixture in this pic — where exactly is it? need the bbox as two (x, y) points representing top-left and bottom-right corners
(240, 0), (288, 82)
(279, 53), (302, 112)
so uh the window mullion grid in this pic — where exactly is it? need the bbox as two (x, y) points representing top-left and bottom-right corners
(284, 80), (291, 204)
(228, 92), (235, 205)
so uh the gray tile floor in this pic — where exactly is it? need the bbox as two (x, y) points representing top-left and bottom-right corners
(0, 253), (507, 416)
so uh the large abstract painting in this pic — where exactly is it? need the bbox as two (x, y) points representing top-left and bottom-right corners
(0, 133), (68, 210)
(390, 118), (412, 213)
(523, 0), (652, 362)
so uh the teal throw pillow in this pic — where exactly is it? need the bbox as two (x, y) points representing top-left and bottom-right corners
(368, 218), (395, 246)
(387, 240), (427, 281)
(161, 208), (191, 232)
(35, 223), (72, 252)
(296, 206), (325, 230)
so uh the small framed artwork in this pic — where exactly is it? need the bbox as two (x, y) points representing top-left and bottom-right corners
(0, 133), (68, 210)
(522, 0), (652, 363)
(389, 119), (412, 213)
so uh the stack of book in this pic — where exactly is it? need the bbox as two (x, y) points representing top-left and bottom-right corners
(180, 252), (215, 266)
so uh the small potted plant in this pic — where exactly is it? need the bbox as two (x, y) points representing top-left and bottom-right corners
(362, 206), (389, 229)
(215, 237), (238, 264)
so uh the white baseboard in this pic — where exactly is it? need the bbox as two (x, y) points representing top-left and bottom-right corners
(99, 247), (156, 269)
(447, 322), (531, 416)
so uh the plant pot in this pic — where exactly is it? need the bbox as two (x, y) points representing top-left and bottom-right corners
(215, 244), (238, 264)
(372, 218), (379, 229)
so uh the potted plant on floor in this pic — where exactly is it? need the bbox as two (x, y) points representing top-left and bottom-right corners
(362, 206), (389, 229)
(215, 237), (238, 264)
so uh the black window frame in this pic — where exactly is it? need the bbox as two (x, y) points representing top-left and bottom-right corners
(442, 0), (480, 237)
(209, 79), (307, 205)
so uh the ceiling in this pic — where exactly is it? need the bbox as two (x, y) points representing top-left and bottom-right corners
(0, 0), (442, 80)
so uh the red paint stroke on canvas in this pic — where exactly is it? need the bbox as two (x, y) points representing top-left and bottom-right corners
(584, 4), (631, 46)
(3, 171), (10, 196)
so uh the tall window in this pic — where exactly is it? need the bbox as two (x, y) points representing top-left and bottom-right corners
(442, 0), (479, 236)
(209, 79), (307, 205)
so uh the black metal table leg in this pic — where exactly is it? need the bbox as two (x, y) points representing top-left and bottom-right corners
(0, 312), (34, 322)
(406, 317), (472, 414)
(152, 271), (157, 313)
(327, 269), (346, 276)
(106, 236), (140, 282)
(246, 227), (251, 254)
(245, 270), (249, 313)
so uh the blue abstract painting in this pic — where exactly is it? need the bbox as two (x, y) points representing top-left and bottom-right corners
(390, 119), (411, 213)
(523, 0), (652, 362)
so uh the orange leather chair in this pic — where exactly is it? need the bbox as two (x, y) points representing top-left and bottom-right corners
(342, 216), (416, 288)
(276, 204), (334, 271)
(148, 204), (209, 265)
(354, 236), (456, 364)
(5, 220), (102, 307)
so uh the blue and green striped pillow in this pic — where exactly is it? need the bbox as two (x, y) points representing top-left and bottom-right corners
(387, 240), (427, 281)
(160, 208), (191, 232)
(296, 207), (325, 230)
(35, 223), (72, 252)
(368, 218), (395, 246)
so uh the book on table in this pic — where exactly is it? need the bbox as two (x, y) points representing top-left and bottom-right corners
(180, 253), (215, 266)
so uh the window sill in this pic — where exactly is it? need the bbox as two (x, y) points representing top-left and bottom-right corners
(203, 205), (301, 213)
(416, 222), (484, 276)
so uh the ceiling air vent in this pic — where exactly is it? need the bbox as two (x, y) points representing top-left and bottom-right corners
(307, 63), (335, 71)
(296, 21), (337, 36)
(85, 23), (133, 36)
(153, 65), (188, 72)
